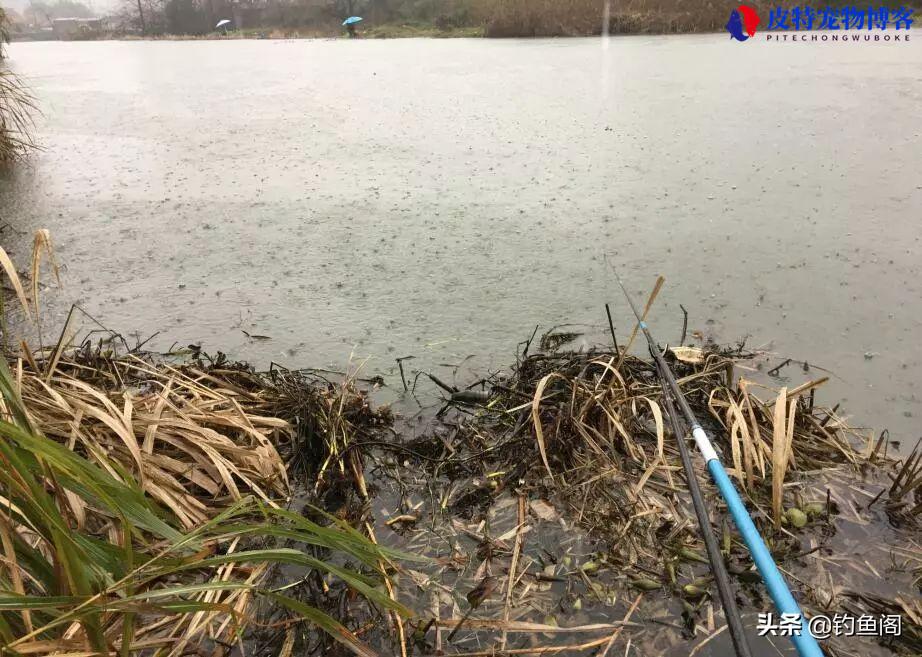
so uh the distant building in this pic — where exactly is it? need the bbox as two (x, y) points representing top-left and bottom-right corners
(52, 17), (103, 40)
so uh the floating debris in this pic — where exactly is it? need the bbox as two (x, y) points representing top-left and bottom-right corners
(361, 326), (921, 656)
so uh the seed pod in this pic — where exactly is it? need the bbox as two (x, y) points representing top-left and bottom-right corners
(678, 547), (709, 564)
(785, 507), (808, 528)
(804, 502), (825, 518)
(580, 560), (600, 574)
(682, 584), (707, 599)
(451, 390), (492, 404)
(630, 578), (661, 591)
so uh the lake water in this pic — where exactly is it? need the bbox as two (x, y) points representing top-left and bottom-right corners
(1, 35), (920, 449)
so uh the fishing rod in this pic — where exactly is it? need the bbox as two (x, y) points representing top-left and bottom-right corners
(614, 273), (825, 657)
(655, 369), (752, 657)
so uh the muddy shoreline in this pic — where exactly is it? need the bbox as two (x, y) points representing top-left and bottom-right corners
(350, 335), (920, 657)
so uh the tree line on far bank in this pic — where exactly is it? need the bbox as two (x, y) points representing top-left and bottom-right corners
(2, 0), (921, 40)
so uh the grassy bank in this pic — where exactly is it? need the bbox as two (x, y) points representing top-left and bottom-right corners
(479, 0), (730, 37)
(109, 22), (484, 40)
(0, 234), (416, 656)
(364, 22), (484, 38)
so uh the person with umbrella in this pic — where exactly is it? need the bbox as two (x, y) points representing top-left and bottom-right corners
(343, 16), (362, 38)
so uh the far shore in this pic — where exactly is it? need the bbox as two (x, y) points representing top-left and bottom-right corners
(9, 17), (733, 43)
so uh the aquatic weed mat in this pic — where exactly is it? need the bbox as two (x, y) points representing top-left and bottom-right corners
(364, 337), (921, 657)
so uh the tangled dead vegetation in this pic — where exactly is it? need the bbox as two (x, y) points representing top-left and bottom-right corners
(19, 352), (290, 528)
(372, 330), (921, 656)
(18, 337), (391, 533)
(0, 233), (408, 657)
(0, 341), (411, 657)
(2, 231), (918, 656)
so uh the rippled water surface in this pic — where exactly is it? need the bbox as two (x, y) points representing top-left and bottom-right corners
(1, 35), (920, 446)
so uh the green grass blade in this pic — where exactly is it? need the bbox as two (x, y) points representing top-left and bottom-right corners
(268, 592), (381, 657)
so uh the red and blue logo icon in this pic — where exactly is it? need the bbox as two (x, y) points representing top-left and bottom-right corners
(726, 4), (761, 41)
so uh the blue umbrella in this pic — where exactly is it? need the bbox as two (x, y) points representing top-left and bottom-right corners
(342, 16), (363, 26)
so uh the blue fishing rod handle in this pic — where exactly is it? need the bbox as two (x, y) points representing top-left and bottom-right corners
(706, 459), (825, 657)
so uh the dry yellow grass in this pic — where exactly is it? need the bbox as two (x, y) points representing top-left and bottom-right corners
(0, 232), (409, 657)
(19, 354), (291, 529)
(0, 68), (38, 162)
